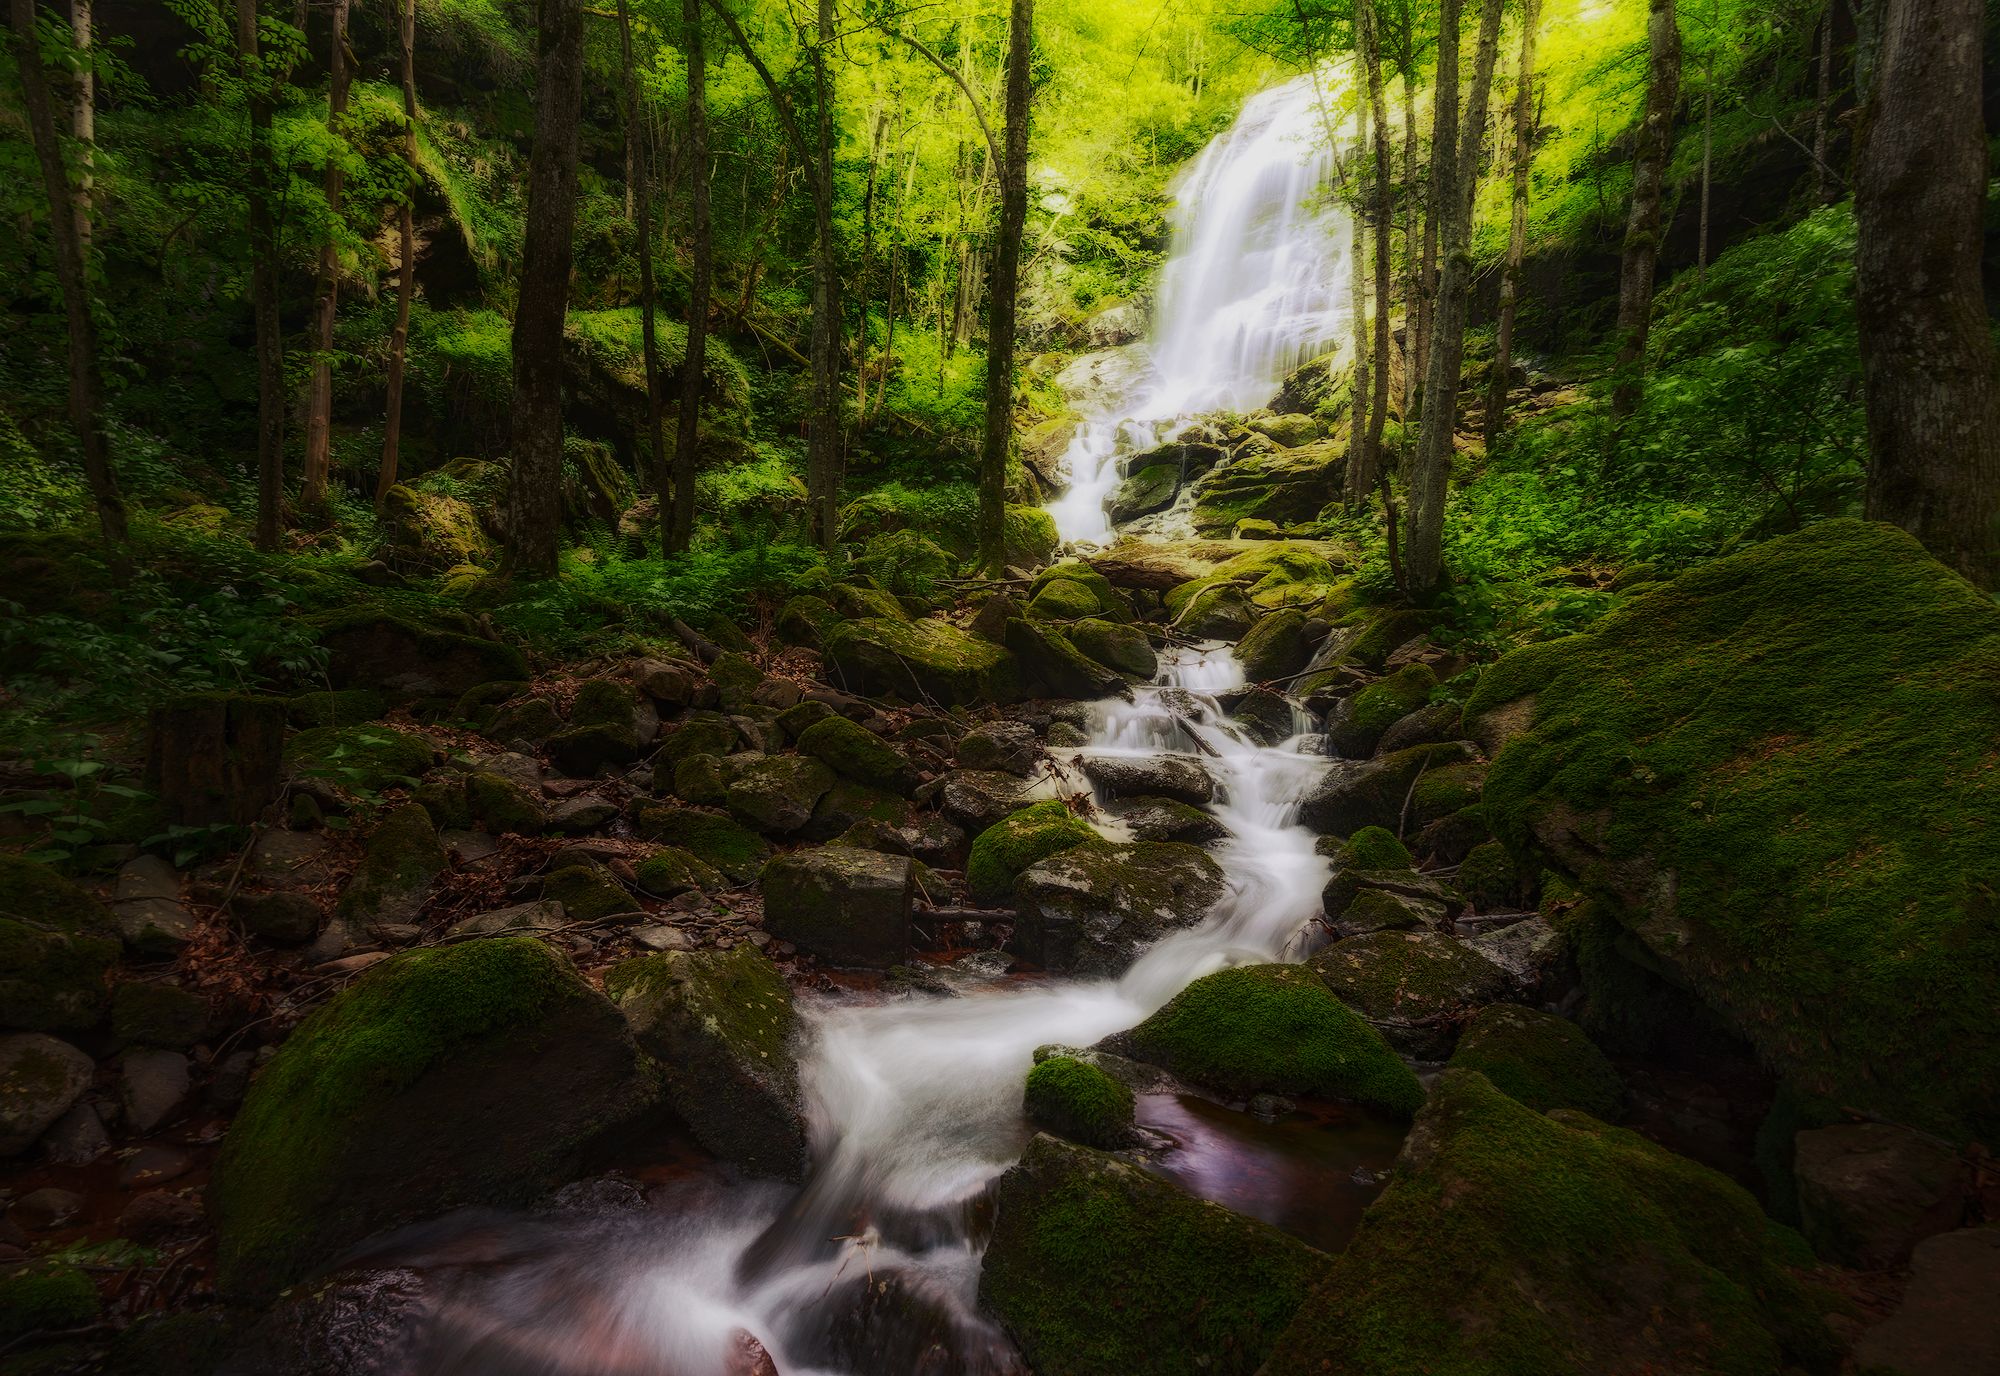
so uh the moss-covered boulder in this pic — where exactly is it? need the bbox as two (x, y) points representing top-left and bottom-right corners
(803, 777), (906, 842)
(981, 1133), (1329, 1376)
(1448, 1003), (1624, 1119)
(1310, 931), (1511, 1059)
(967, 801), (1097, 903)
(1236, 607), (1314, 682)
(1023, 1053), (1135, 1149)
(761, 847), (913, 967)
(1259, 1069), (1836, 1376)
(1172, 581), (1258, 640)
(1188, 439), (1343, 537)
(632, 846), (725, 898)
(725, 754), (836, 835)
(1457, 839), (1522, 908)
(0, 1263), (100, 1341)
(776, 594), (840, 649)
(542, 863), (634, 921)
(1110, 796), (1230, 843)
(316, 610), (528, 702)
(1467, 520), (2000, 1141)
(1004, 504), (1060, 567)
(0, 857), (120, 1033)
(546, 720), (641, 778)
(823, 617), (1023, 706)
(1299, 741), (1475, 837)
(607, 946), (806, 1179)
(377, 482), (494, 572)
(210, 937), (660, 1299)
(1012, 841), (1226, 975)
(335, 804), (447, 934)
(0, 1032), (95, 1155)
(796, 716), (918, 795)
(1120, 964), (1423, 1115)
(1066, 618), (1157, 678)
(1108, 460), (1182, 523)
(1336, 825), (1414, 872)
(653, 710), (739, 768)
(284, 724), (433, 794)
(1005, 618), (1128, 699)
(286, 688), (387, 730)
(633, 804), (770, 882)
(1028, 575), (1104, 621)
(466, 770), (547, 835)
(1328, 663), (1438, 757)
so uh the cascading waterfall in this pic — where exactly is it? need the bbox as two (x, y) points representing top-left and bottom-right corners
(1048, 72), (1355, 547)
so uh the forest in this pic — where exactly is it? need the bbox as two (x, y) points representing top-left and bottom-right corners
(1, 0), (1997, 1371)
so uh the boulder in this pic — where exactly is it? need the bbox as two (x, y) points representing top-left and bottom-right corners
(446, 899), (568, 938)
(957, 721), (1041, 776)
(466, 770), (547, 835)
(1464, 914), (1567, 999)
(607, 947), (807, 1179)
(109, 854), (196, 955)
(1375, 700), (1462, 756)
(632, 847), (725, 898)
(0, 1033), (95, 1155)
(1852, 1227), (2000, 1376)
(1005, 619), (1127, 700)
(1172, 581), (1257, 639)
(761, 848), (913, 968)
(1107, 461), (1181, 523)
(1023, 1053), (1135, 1149)
(121, 1046), (190, 1133)
(980, 1134), (1330, 1376)
(1447, 1004), (1623, 1119)
(1235, 608), (1314, 683)
(1298, 742), (1475, 836)
(1066, 618), (1157, 678)
(796, 716), (918, 794)
(804, 778), (906, 842)
(1011, 841), (1226, 975)
(1326, 664), (1437, 757)
(725, 755), (836, 835)
(209, 938), (660, 1299)
(1080, 753), (1214, 806)
(932, 769), (1037, 834)
(966, 801), (1097, 903)
(1309, 931), (1512, 1059)
(1794, 1122), (1969, 1269)
(1187, 439), (1342, 536)
(633, 804), (771, 882)
(0, 855), (120, 1033)
(1260, 1069), (1837, 1376)
(1247, 412), (1320, 447)
(335, 803), (447, 935)
(542, 863), (635, 921)
(823, 617), (1023, 706)
(547, 720), (641, 777)
(1320, 866), (1460, 936)
(654, 711), (739, 767)
(776, 594), (840, 649)
(316, 610), (528, 701)
(634, 657), (705, 707)
(1108, 796), (1229, 844)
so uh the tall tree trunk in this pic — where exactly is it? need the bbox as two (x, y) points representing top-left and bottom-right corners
(11, 0), (126, 552)
(502, 0), (585, 577)
(672, 0), (710, 554)
(238, 0), (285, 551)
(377, 0), (416, 508)
(302, 0), (351, 510)
(1406, 0), (1503, 596)
(1347, 103), (1372, 503)
(1696, 26), (1712, 286)
(1398, 48), (1419, 423)
(1350, 0), (1393, 505)
(1854, 0), (2000, 586)
(805, 0), (842, 547)
(615, 0), (670, 558)
(1813, 1), (1837, 203)
(978, 0), (1032, 574)
(69, 0), (92, 250)
(1484, 0), (1540, 451)
(855, 108), (886, 420)
(1610, 0), (1681, 420)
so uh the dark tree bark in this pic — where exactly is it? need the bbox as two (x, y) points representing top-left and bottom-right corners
(69, 0), (93, 250)
(302, 0), (351, 510)
(10, 0), (127, 552)
(672, 0), (710, 554)
(502, 0), (586, 577)
(1610, 0), (1681, 420)
(1349, 0), (1393, 505)
(1854, 0), (2000, 586)
(377, 0), (417, 507)
(805, 0), (841, 546)
(1347, 102), (1372, 501)
(978, 0), (1032, 574)
(1812, 0), (1837, 203)
(1484, 0), (1540, 450)
(615, 0), (670, 560)
(239, 0), (286, 551)
(855, 108), (887, 421)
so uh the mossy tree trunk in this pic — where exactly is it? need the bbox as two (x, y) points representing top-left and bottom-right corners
(377, 0), (417, 509)
(239, 0), (287, 552)
(615, 0), (671, 560)
(1854, 0), (2000, 587)
(302, 0), (351, 512)
(147, 695), (286, 827)
(978, 0), (1033, 575)
(1609, 0), (1681, 420)
(1484, 0), (1540, 451)
(69, 0), (93, 251)
(1348, 0), (1393, 507)
(672, 0), (710, 554)
(805, 0), (842, 548)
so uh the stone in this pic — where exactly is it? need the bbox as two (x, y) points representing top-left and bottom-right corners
(1172, 581), (1258, 639)
(824, 617), (1022, 706)
(547, 794), (617, 834)
(445, 899), (569, 938)
(465, 770), (547, 835)
(1464, 914), (1566, 998)
(1022, 1054), (1135, 1149)
(11, 1187), (83, 1230)
(933, 769), (1036, 834)
(633, 657), (702, 706)
(1248, 412), (1321, 447)
(899, 815), (969, 867)
(118, 1142), (193, 1188)
(654, 710), (740, 767)
(1011, 841), (1226, 976)
(110, 854), (196, 954)
(633, 847), (726, 898)
(966, 802), (1098, 904)
(1853, 1227), (2000, 1376)
(1005, 618), (1127, 700)
(709, 652), (766, 711)
(542, 863), (635, 922)
(1069, 619), (1160, 679)
(0, 854), (121, 1033)
(486, 696), (562, 743)
(725, 755), (836, 835)
(1376, 700), (1463, 755)
(1309, 931), (1512, 1059)
(633, 924), (695, 952)
(1081, 753), (1214, 806)
(957, 721), (1041, 776)
(1187, 439), (1343, 537)
(1326, 663), (1439, 757)
(110, 982), (208, 1049)
(232, 891), (323, 946)
(1108, 796), (1228, 844)
(761, 848), (913, 968)
(1794, 1122), (1969, 1269)
(1107, 461), (1182, 523)
(803, 778), (905, 842)
(336, 803), (447, 936)
(796, 715), (918, 794)
(119, 1188), (204, 1243)
(632, 804), (771, 882)
(1447, 1004), (1623, 1119)
(40, 1100), (109, 1164)
(0, 1033), (95, 1156)
(1236, 608), (1315, 683)
(546, 721), (641, 777)
(121, 1047), (191, 1134)
(1298, 742), (1475, 836)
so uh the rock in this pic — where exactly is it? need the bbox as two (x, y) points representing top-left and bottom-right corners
(109, 854), (196, 954)
(932, 769), (1036, 833)
(1853, 1227), (2000, 1376)
(607, 946), (807, 1179)
(0, 855), (122, 1033)
(1326, 663), (1438, 757)
(1455, 839), (1520, 908)
(12, 1185), (83, 1230)
(209, 937), (661, 1299)
(547, 720), (641, 777)
(1222, 685), (1299, 744)
(1172, 581), (1257, 639)
(1321, 866), (1460, 935)
(1107, 460), (1182, 522)
(966, 801), (1098, 903)
(1309, 931), (1512, 1059)
(1298, 742), (1475, 836)
(1108, 796), (1228, 844)
(120, 1189), (204, 1243)
(208, 1051), (256, 1110)
(1467, 520), (2000, 1140)
(633, 804), (771, 882)
(796, 716), (918, 794)
(40, 1100), (109, 1164)
(466, 770), (547, 835)
(316, 609), (528, 701)
(761, 848), (913, 968)
(1794, 1122), (1969, 1269)
(1081, 753), (1214, 806)
(146, 692), (286, 827)
(110, 982), (208, 1049)
(654, 710), (740, 768)
(1236, 608), (1315, 682)
(1023, 1053), (1134, 1149)
(121, 1047), (190, 1134)
(899, 815), (968, 866)
(0, 1262), (99, 1339)
(484, 695), (562, 743)
(446, 899), (568, 938)
(542, 863), (634, 921)
(1187, 438), (1343, 536)
(634, 657), (704, 706)
(1011, 841), (1227, 976)
(1464, 914), (1566, 998)
(1259, 1070), (1838, 1376)
(730, 712), (785, 755)
(1447, 1004), (1623, 1118)
(232, 890), (323, 946)
(803, 778), (905, 842)
(547, 794), (617, 833)
(0, 1033), (95, 1156)
(1005, 618), (1127, 699)
(980, 1134), (1330, 1376)
(1247, 412), (1320, 447)
(725, 755), (836, 835)
(957, 721), (1040, 776)
(823, 617), (1022, 706)
(336, 803), (447, 935)
(1375, 700), (1462, 755)
(632, 847), (725, 898)
(707, 652), (765, 711)
(633, 924), (694, 952)
(1067, 618), (1157, 679)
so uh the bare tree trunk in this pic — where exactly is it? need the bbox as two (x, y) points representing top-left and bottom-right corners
(855, 108), (886, 421)
(1406, 0), (1503, 596)
(671, 0), (709, 554)
(1610, 0), (1681, 419)
(1347, 101), (1373, 502)
(238, 0), (286, 551)
(977, 0), (1032, 574)
(11, 0), (126, 553)
(1854, 0), (2000, 587)
(615, 0), (670, 559)
(1397, 19), (1420, 422)
(1697, 24), (1712, 286)
(805, 0), (842, 547)
(69, 0), (92, 250)
(1484, 0), (1539, 451)
(1813, 0), (1837, 203)
(878, 142), (917, 424)
(302, 0), (351, 510)
(502, 0), (585, 577)
(377, 0), (416, 508)
(1351, 0), (1393, 505)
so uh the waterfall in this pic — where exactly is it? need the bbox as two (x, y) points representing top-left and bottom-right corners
(1048, 73), (1355, 547)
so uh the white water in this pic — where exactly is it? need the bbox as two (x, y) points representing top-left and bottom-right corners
(1048, 73), (1355, 546)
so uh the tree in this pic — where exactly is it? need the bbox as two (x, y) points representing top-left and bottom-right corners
(671, 0), (710, 554)
(615, 0), (671, 559)
(1609, 0), (1681, 420)
(301, 0), (352, 511)
(502, 0), (586, 577)
(238, 0), (286, 551)
(1483, 0), (1540, 450)
(376, 0), (417, 508)
(1348, 0), (1393, 506)
(10, 0), (127, 553)
(977, 0), (1033, 575)
(1853, 0), (2000, 586)
(69, 0), (94, 250)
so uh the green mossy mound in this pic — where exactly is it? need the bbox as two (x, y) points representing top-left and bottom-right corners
(569, 678), (635, 728)
(466, 770), (547, 835)
(209, 937), (658, 1300)
(1448, 1004), (1624, 1119)
(1004, 504), (1061, 567)
(1337, 825), (1413, 872)
(776, 594), (840, 648)
(1260, 1070), (1837, 1376)
(0, 856), (120, 1033)
(653, 711), (739, 767)
(1024, 1053), (1135, 1149)
(1309, 932), (1511, 1059)
(286, 688), (387, 729)
(1066, 618), (1157, 678)
(0, 1264), (99, 1341)
(967, 801), (1098, 903)
(284, 724), (433, 793)
(1457, 840), (1521, 908)
(1236, 607), (1314, 682)
(1121, 964), (1423, 1116)
(1468, 519), (2000, 1140)
(633, 804), (771, 882)
(632, 846), (725, 897)
(1005, 618), (1128, 699)
(336, 803), (447, 929)
(981, 1134), (1330, 1376)
(796, 715), (917, 794)
(542, 863), (634, 921)
(1332, 664), (1438, 756)
(823, 616), (1023, 706)
(1028, 576), (1103, 621)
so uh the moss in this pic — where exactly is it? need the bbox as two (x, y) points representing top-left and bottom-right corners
(1260, 1070), (1837, 1376)
(314, 608), (530, 697)
(1551, 897), (1740, 1061)
(1310, 932), (1511, 1030)
(284, 724), (434, 793)
(632, 804), (771, 882)
(0, 855), (120, 1032)
(808, 778), (906, 838)
(796, 715), (915, 793)
(1004, 504), (1060, 566)
(776, 700), (835, 739)
(1235, 607), (1312, 681)
(1030, 563), (1117, 604)
(0, 1265), (99, 1341)
(568, 678), (634, 728)
(453, 680), (528, 730)
(105, 1311), (246, 1376)
(1024, 1054), (1134, 1148)
(776, 594), (840, 648)
(1172, 582), (1257, 639)
(968, 801), (1098, 903)
(1028, 576), (1103, 621)
(1410, 761), (1485, 825)
(1469, 521), (2000, 1140)
(829, 582), (909, 621)
(823, 616), (1023, 706)
(708, 652), (765, 709)
(336, 803), (447, 924)
(1449, 1004), (1624, 1119)
(653, 711), (739, 767)
(487, 696), (562, 743)
(1457, 840), (1520, 908)
(411, 773), (474, 830)
(286, 688), (387, 729)
(1339, 826), (1414, 872)
(1123, 965), (1424, 1116)
(606, 944), (793, 1076)
(466, 770), (545, 835)
(111, 982), (209, 1049)
(632, 846), (725, 897)
(1067, 618), (1157, 677)
(1341, 608), (1433, 668)
(1342, 664), (1438, 750)
(542, 864), (634, 921)
(672, 753), (729, 806)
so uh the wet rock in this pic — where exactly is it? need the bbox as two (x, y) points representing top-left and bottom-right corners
(465, 770), (547, 835)
(1173, 581), (1258, 639)
(0, 854), (121, 1033)
(445, 898), (568, 938)
(1023, 1053), (1134, 1148)
(11, 1187), (83, 1230)
(1108, 460), (1181, 522)
(824, 617), (1023, 706)
(220, 1268), (430, 1376)
(1011, 841), (1226, 975)
(1222, 685), (1299, 745)
(1309, 931), (1512, 1060)
(118, 1142), (194, 1188)
(109, 854), (196, 954)
(633, 804), (771, 882)
(761, 848), (913, 968)
(966, 801), (1098, 904)
(120, 1189), (204, 1242)
(931, 769), (1037, 834)
(797, 715), (919, 794)
(607, 946), (807, 1179)
(1081, 753), (1215, 806)
(1298, 742), (1476, 836)
(634, 657), (705, 707)
(957, 721), (1041, 776)
(121, 1047), (190, 1134)
(1326, 663), (1438, 757)
(110, 982), (209, 1049)
(0, 1033), (95, 1155)
(1794, 1122), (1969, 1269)
(1376, 700), (1463, 755)
(1108, 795), (1228, 844)
(1852, 1227), (2000, 1376)
(725, 755), (836, 835)
(1327, 884), (1448, 938)
(1070, 619), (1158, 679)
(1187, 439), (1343, 537)
(1464, 914), (1566, 998)
(633, 847), (725, 898)
(899, 815), (969, 867)
(1006, 618), (1128, 700)
(40, 1100), (109, 1164)
(1236, 607), (1315, 682)
(336, 803), (447, 936)
(1448, 1004), (1624, 1119)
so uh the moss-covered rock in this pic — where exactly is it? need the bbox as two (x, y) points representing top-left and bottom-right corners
(286, 688), (387, 730)
(1012, 841), (1227, 975)
(568, 678), (635, 729)
(760, 847), (913, 967)
(824, 617), (1023, 706)
(487, 695), (562, 744)
(0, 856), (120, 1033)
(1121, 964), (1424, 1116)
(671, 752), (729, 806)
(1110, 796), (1230, 844)
(1259, 1069), (1836, 1376)
(1187, 439), (1343, 536)
(606, 946), (805, 1178)
(316, 609), (528, 702)
(1236, 607), (1313, 682)
(210, 937), (660, 1299)
(1172, 581), (1257, 640)
(1108, 461), (1182, 523)
(466, 770), (546, 835)
(633, 804), (771, 882)
(1457, 839), (1521, 908)
(1298, 741), (1475, 836)
(0, 1264), (99, 1341)
(1066, 618), (1157, 678)
(1448, 1004), (1624, 1119)
(803, 777), (906, 842)
(546, 720), (641, 777)
(631, 846), (725, 898)
(1467, 520), (2000, 1141)
(336, 803), (447, 933)
(377, 482), (494, 572)
(776, 594), (840, 649)
(1004, 504), (1060, 567)
(796, 716), (918, 794)
(1337, 825), (1414, 872)
(1023, 1053), (1134, 1149)
(542, 863), (634, 921)
(1005, 617), (1128, 699)
(981, 1133), (1329, 1376)
(111, 982), (209, 1049)
(967, 801), (1098, 903)
(0, 1032), (95, 1155)
(284, 724), (433, 793)
(653, 710), (739, 767)
(1310, 931), (1511, 1059)
(1329, 664), (1438, 757)
(725, 754), (836, 835)
(1028, 575), (1104, 621)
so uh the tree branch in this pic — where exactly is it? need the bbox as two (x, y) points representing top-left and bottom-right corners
(702, 0), (820, 196)
(872, 18), (1001, 171)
